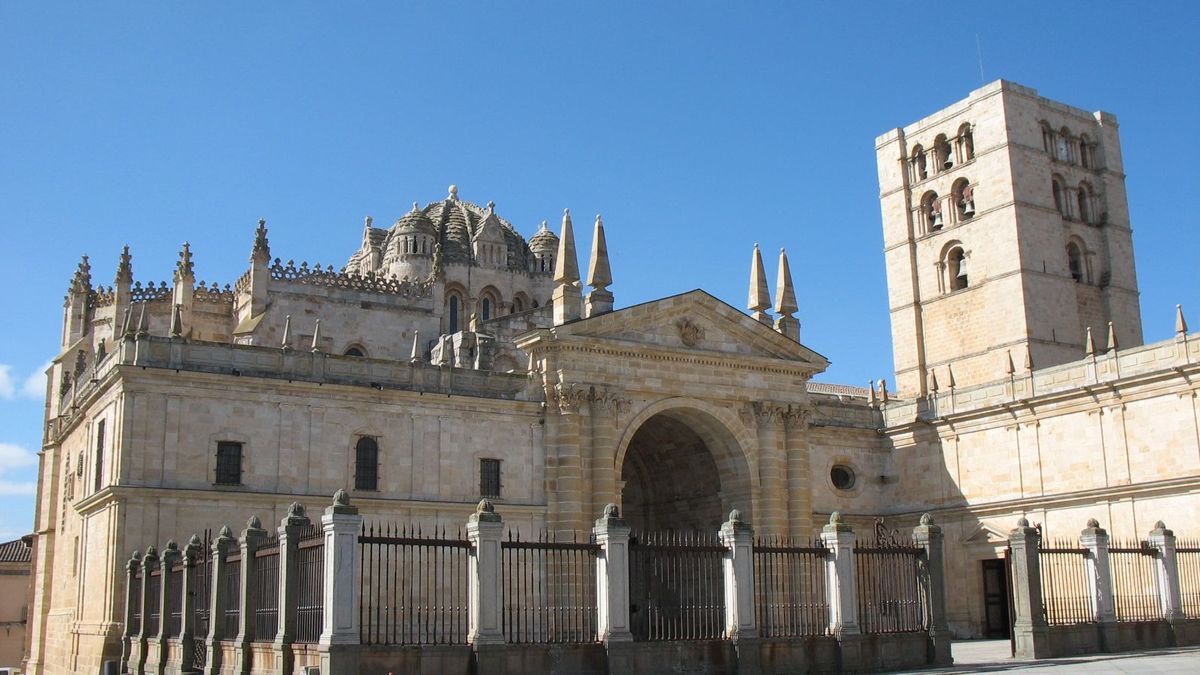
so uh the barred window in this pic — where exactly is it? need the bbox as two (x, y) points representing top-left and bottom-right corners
(354, 437), (379, 491)
(93, 419), (106, 493)
(480, 458), (501, 498)
(215, 441), (243, 485)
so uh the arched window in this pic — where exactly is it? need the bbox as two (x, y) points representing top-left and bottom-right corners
(911, 145), (928, 182)
(344, 346), (366, 358)
(1079, 134), (1092, 168)
(1067, 242), (1084, 283)
(354, 437), (379, 491)
(1056, 127), (1072, 162)
(952, 178), (975, 221)
(512, 296), (525, 313)
(1041, 122), (1054, 153)
(449, 295), (461, 333)
(921, 191), (942, 233)
(934, 134), (952, 171)
(947, 247), (969, 291)
(1077, 182), (1092, 223)
(1052, 177), (1066, 216)
(958, 123), (975, 162)
(481, 297), (492, 321)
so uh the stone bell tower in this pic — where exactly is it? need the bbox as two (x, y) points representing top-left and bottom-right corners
(876, 80), (1142, 397)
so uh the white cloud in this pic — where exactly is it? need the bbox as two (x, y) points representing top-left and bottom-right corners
(0, 366), (14, 399)
(0, 444), (37, 497)
(0, 481), (36, 496)
(0, 363), (51, 401)
(22, 363), (51, 399)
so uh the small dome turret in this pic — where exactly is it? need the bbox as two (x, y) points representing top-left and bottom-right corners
(529, 221), (558, 273)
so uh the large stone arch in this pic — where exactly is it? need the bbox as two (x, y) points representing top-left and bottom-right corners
(614, 397), (757, 532)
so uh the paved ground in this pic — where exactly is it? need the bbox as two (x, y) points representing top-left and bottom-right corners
(890, 639), (1200, 673)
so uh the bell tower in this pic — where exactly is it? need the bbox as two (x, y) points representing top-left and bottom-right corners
(876, 80), (1142, 397)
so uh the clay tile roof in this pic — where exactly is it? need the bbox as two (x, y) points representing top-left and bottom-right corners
(0, 536), (32, 564)
(807, 382), (872, 399)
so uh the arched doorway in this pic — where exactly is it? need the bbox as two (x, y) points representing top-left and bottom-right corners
(618, 407), (752, 533)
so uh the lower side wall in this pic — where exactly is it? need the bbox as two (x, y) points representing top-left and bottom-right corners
(1037, 619), (1200, 658)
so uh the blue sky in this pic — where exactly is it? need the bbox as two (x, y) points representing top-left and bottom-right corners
(1, 2), (1197, 538)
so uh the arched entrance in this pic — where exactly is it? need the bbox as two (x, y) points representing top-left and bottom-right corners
(618, 406), (752, 533)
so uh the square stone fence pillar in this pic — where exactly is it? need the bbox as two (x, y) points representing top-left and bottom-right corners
(274, 502), (312, 674)
(133, 546), (160, 675)
(593, 503), (633, 644)
(234, 516), (268, 675)
(912, 514), (952, 667)
(719, 509), (757, 641)
(466, 498), (504, 646)
(319, 490), (363, 675)
(177, 534), (204, 674)
(1147, 521), (1185, 624)
(1079, 519), (1117, 624)
(203, 525), (236, 675)
(820, 512), (859, 637)
(121, 549), (143, 674)
(149, 540), (181, 674)
(1008, 517), (1049, 659)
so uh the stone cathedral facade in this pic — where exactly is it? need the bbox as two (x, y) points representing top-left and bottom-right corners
(23, 80), (1200, 672)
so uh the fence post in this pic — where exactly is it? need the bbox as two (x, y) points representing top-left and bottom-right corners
(1008, 517), (1049, 658)
(234, 516), (267, 675)
(179, 534), (203, 674)
(121, 550), (141, 674)
(318, 490), (363, 675)
(275, 502), (310, 674)
(593, 503), (633, 644)
(719, 509), (757, 640)
(912, 513), (952, 666)
(821, 512), (860, 670)
(1147, 521), (1184, 625)
(203, 525), (235, 675)
(1079, 518), (1117, 650)
(150, 541), (179, 674)
(134, 546), (159, 675)
(467, 498), (505, 646)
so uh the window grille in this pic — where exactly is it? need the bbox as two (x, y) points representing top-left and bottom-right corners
(480, 458), (501, 498)
(355, 437), (379, 491)
(93, 419), (106, 492)
(215, 441), (243, 485)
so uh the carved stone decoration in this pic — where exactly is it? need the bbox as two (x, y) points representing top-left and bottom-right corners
(782, 405), (812, 429)
(745, 401), (812, 429)
(549, 382), (590, 414)
(676, 317), (705, 348)
(590, 386), (631, 418)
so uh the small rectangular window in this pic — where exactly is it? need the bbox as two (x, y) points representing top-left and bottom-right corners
(93, 419), (106, 493)
(480, 458), (501, 498)
(354, 437), (379, 491)
(215, 441), (243, 485)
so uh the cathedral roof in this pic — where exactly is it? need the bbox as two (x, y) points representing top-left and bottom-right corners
(393, 203), (437, 236)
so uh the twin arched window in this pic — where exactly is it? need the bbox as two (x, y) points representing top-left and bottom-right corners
(1052, 176), (1096, 223)
(355, 437), (379, 491)
(1042, 122), (1097, 168)
(908, 124), (974, 184)
(947, 247), (969, 291)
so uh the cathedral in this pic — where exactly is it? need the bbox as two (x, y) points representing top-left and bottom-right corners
(23, 80), (1200, 672)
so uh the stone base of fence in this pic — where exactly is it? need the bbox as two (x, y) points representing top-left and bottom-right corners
(1035, 619), (1200, 659)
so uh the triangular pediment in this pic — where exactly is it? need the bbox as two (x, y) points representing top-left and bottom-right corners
(521, 290), (829, 373)
(963, 521), (1010, 545)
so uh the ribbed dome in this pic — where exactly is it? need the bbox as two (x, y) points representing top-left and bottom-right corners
(393, 203), (437, 236)
(528, 221), (559, 253)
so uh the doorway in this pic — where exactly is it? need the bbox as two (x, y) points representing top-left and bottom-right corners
(981, 558), (1010, 638)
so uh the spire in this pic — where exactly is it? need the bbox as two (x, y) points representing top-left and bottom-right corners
(867, 380), (877, 406)
(121, 304), (136, 337)
(1024, 348), (1034, 372)
(584, 214), (614, 317)
(170, 304), (183, 338)
(69, 254), (92, 295)
(410, 330), (422, 364)
(946, 364), (956, 388)
(773, 247), (800, 340)
(311, 319), (322, 352)
(928, 369), (939, 393)
(175, 242), (194, 282)
(115, 245), (133, 286)
(553, 209), (580, 285)
(135, 302), (149, 336)
(1084, 326), (1096, 356)
(1177, 304), (1189, 336)
(1005, 350), (1015, 375)
(281, 315), (292, 350)
(748, 244), (771, 324)
(252, 219), (270, 263)
(1106, 321), (1118, 353)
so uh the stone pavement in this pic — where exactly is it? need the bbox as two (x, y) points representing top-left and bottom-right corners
(890, 639), (1200, 674)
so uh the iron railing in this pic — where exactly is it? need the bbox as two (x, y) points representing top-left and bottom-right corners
(192, 537), (212, 669)
(628, 531), (725, 641)
(1038, 538), (1093, 625)
(223, 552), (242, 638)
(501, 531), (599, 643)
(1109, 540), (1162, 621)
(295, 524), (325, 643)
(854, 524), (923, 634)
(1177, 539), (1200, 619)
(358, 522), (470, 645)
(252, 538), (281, 641)
(145, 568), (162, 636)
(128, 569), (143, 636)
(165, 560), (183, 638)
(753, 536), (828, 637)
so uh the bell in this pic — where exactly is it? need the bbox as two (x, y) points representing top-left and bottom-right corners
(942, 154), (953, 170)
(931, 211), (944, 230)
(956, 255), (969, 277)
(961, 199), (975, 217)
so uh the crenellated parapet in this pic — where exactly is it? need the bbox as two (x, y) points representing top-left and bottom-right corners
(268, 258), (434, 299)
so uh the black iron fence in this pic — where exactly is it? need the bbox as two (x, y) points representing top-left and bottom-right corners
(753, 536), (828, 637)
(223, 552), (242, 638)
(1177, 538), (1200, 619)
(854, 526), (924, 634)
(358, 522), (470, 645)
(146, 568), (162, 636)
(165, 560), (183, 638)
(1038, 539), (1093, 625)
(192, 539), (212, 668)
(295, 524), (325, 643)
(501, 531), (600, 644)
(252, 537), (281, 641)
(629, 531), (725, 641)
(129, 568), (142, 637)
(1109, 540), (1162, 622)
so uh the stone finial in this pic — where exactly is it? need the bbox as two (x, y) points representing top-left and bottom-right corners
(188, 533), (202, 549)
(170, 303), (183, 338)
(867, 380), (877, 406)
(135, 301), (149, 337)
(928, 369), (939, 393)
(246, 515), (263, 530)
(333, 489), (350, 507)
(69, 254), (92, 295)
(552, 208), (580, 285)
(409, 330), (422, 364)
(946, 364), (956, 388)
(115, 245), (133, 285)
(218, 525), (233, 540)
(1155, 520), (1166, 530)
(365, 215), (374, 229)
(281, 315), (292, 350)
(728, 509), (744, 524)
(252, 218), (270, 263)
(1005, 350), (1015, 375)
(311, 319), (322, 352)
(143, 545), (158, 561)
(486, 200), (496, 212)
(122, 304), (136, 337)
(287, 501), (306, 518)
(1024, 348), (1034, 372)
(448, 184), (459, 201)
(174, 242), (194, 282)
(773, 247), (799, 316)
(747, 244), (772, 323)
(829, 511), (843, 525)
(878, 379), (889, 403)
(328, 488), (358, 515)
(920, 513), (934, 526)
(1084, 326), (1096, 356)
(1016, 516), (1030, 528)
(1176, 305), (1189, 335)
(603, 503), (619, 519)
(586, 214), (611, 290)
(824, 510), (851, 533)
(470, 497), (501, 524)
(1086, 517), (1100, 529)
(1106, 321), (1118, 353)
(130, 549), (141, 562)
(476, 498), (495, 514)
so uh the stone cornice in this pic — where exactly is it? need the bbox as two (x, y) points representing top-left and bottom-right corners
(522, 336), (819, 378)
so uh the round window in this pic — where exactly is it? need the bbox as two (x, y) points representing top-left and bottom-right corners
(830, 465), (856, 491)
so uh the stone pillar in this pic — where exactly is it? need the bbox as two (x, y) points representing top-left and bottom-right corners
(1079, 518), (1117, 650)
(912, 514), (952, 667)
(150, 541), (180, 675)
(234, 517), (267, 675)
(204, 526), (235, 675)
(719, 510), (757, 640)
(1147, 521), (1185, 625)
(593, 504), (633, 644)
(546, 383), (587, 536)
(783, 408), (813, 537)
(133, 546), (160, 675)
(121, 550), (142, 674)
(751, 403), (787, 536)
(319, 490), (363, 675)
(178, 535), (203, 674)
(1008, 517), (1050, 659)
(467, 499), (504, 646)
(821, 512), (860, 669)
(274, 503), (311, 675)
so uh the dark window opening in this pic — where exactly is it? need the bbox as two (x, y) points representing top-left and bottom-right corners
(481, 297), (492, 321)
(344, 346), (365, 358)
(1067, 244), (1084, 283)
(949, 248), (969, 291)
(93, 419), (106, 492)
(215, 441), (243, 485)
(830, 465), (855, 491)
(449, 295), (460, 333)
(354, 437), (379, 491)
(480, 458), (501, 498)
